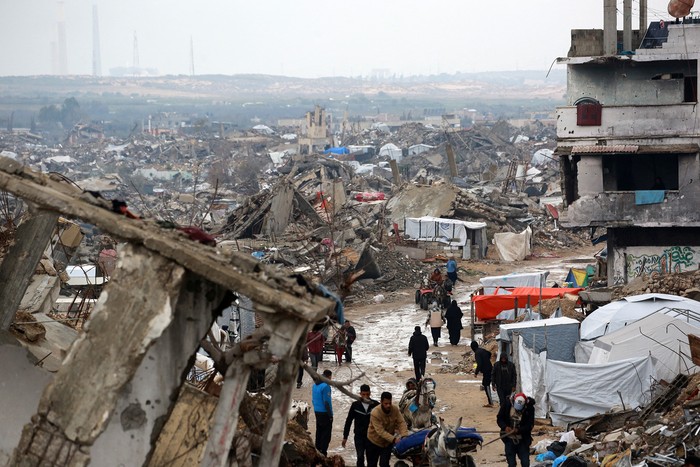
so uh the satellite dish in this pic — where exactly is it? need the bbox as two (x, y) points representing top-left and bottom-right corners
(668, 0), (695, 18)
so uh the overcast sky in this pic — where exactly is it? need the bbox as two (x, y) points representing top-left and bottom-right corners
(0, 0), (674, 78)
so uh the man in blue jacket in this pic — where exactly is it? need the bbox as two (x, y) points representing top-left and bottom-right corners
(312, 369), (334, 455)
(342, 384), (379, 467)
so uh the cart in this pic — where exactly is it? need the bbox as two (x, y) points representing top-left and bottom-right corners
(393, 426), (482, 467)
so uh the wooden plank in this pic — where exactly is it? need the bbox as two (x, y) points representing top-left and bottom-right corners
(147, 384), (218, 467)
(689, 334), (700, 366)
(0, 157), (331, 323)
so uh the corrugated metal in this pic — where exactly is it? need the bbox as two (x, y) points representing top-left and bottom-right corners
(571, 145), (639, 154)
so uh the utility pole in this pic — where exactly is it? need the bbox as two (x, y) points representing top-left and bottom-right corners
(190, 36), (195, 76)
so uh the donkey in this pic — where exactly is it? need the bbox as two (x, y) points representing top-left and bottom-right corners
(399, 377), (437, 430)
(424, 417), (475, 467)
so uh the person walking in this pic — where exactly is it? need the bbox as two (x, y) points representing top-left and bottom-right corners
(366, 392), (408, 467)
(297, 345), (309, 389)
(307, 327), (325, 372)
(492, 353), (517, 406)
(342, 384), (379, 467)
(471, 341), (494, 407)
(343, 320), (357, 363)
(312, 369), (334, 456)
(444, 300), (463, 345)
(425, 304), (445, 346)
(333, 327), (347, 365)
(497, 392), (535, 467)
(408, 326), (430, 381)
(446, 256), (458, 285)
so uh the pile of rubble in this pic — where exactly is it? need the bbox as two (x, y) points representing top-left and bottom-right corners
(615, 270), (700, 301)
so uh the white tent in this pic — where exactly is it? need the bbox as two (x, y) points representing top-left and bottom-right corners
(545, 356), (655, 427)
(379, 143), (402, 161)
(480, 271), (548, 295)
(580, 293), (700, 340)
(499, 317), (580, 362)
(403, 216), (486, 247)
(493, 226), (532, 261)
(588, 313), (700, 383)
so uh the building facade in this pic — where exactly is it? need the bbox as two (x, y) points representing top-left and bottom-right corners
(557, 12), (700, 285)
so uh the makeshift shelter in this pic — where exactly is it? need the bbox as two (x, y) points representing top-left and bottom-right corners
(480, 271), (548, 295)
(588, 313), (700, 383)
(493, 226), (531, 261)
(564, 265), (595, 287)
(545, 356), (655, 427)
(498, 317), (581, 363)
(379, 143), (402, 161)
(580, 293), (700, 341)
(403, 216), (487, 257)
(472, 286), (581, 321)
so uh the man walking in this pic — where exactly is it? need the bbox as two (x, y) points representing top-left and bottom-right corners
(344, 320), (357, 363)
(312, 369), (333, 456)
(408, 326), (430, 381)
(446, 255), (458, 285)
(471, 341), (494, 407)
(492, 353), (517, 406)
(342, 384), (379, 467)
(497, 393), (535, 467)
(366, 392), (408, 467)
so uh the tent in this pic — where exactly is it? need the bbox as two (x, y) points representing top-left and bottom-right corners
(480, 271), (548, 295)
(498, 317), (580, 362)
(588, 313), (700, 383)
(580, 293), (700, 341)
(323, 147), (349, 155)
(545, 356), (655, 427)
(564, 265), (595, 287)
(493, 227), (532, 261)
(379, 143), (402, 161)
(403, 216), (486, 248)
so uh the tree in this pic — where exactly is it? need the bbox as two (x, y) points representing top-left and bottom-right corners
(38, 105), (61, 125)
(61, 97), (81, 127)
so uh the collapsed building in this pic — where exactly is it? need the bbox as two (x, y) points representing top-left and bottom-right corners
(556, 1), (700, 286)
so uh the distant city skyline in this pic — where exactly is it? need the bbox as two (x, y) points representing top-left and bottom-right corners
(0, 0), (676, 78)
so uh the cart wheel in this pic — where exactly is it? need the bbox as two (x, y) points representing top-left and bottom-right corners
(465, 455), (476, 467)
(394, 461), (410, 467)
(415, 289), (421, 304)
(420, 293), (429, 310)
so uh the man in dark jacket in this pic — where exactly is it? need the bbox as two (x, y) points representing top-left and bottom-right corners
(497, 392), (535, 467)
(344, 320), (357, 363)
(342, 384), (379, 467)
(471, 341), (494, 407)
(492, 353), (517, 406)
(408, 326), (430, 381)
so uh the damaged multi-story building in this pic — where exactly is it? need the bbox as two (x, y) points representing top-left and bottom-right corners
(557, 0), (700, 285)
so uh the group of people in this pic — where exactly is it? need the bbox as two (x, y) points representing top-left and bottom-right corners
(301, 321), (356, 389)
(312, 375), (407, 467)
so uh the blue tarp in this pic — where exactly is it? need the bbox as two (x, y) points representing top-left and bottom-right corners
(393, 427), (482, 458)
(323, 147), (349, 155)
(635, 190), (665, 205)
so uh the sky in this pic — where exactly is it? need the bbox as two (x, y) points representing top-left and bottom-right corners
(0, 0), (675, 78)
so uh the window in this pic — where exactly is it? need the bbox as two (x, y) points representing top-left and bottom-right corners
(602, 153), (678, 191)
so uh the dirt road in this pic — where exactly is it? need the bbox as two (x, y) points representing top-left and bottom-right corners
(293, 245), (600, 466)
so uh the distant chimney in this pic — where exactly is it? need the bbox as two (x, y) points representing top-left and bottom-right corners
(57, 1), (68, 74)
(604, 0), (617, 55)
(92, 4), (102, 76)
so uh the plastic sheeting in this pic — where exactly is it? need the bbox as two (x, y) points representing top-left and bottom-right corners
(498, 317), (580, 362)
(480, 271), (548, 295)
(588, 313), (700, 383)
(580, 293), (700, 340)
(518, 339), (548, 418)
(545, 356), (655, 427)
(404, 216), (486, 247)
(494, 226), (531, 261)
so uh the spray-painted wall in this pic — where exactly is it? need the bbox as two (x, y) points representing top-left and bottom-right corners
(611, 245), (699, 284)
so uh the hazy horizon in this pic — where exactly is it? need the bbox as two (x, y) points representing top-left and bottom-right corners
(0, 1), (674, 79)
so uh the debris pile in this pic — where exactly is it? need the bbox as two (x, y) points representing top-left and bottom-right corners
(615, 270), (700, 300)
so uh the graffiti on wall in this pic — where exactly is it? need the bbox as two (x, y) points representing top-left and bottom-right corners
(626, 246), (697, 278)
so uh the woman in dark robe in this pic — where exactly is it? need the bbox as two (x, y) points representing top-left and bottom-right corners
(444, 300), (463, 345)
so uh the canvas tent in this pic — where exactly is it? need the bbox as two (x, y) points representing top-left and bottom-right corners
(493, 226), (532, 261)
(580, 293), (700, 341)
(564, 266), (595, 287)
(403, 216), (487, 252)
(498, 317), (580, 363)
(545, 356), (655, 427)
(473, 287), (582, 321)
(480, 271), (548, 295)
(379, 143), (402, 161)
(588, 313), (700, 383)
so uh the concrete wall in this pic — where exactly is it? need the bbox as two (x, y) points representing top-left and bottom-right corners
(611, 245), (700, 285)
(557, 104), (700, 140)
(576, 156), (604, 196)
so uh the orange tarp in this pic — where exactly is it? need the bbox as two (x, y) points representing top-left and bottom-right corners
(472, 287), (583, 321)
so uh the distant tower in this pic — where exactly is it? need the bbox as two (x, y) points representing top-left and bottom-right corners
(189, 36), (195, 76)
(51, 41), (59, 75)
(132, 31), (140, 75)
(92, 4), (102, 76)
(57, 1), (68, 75)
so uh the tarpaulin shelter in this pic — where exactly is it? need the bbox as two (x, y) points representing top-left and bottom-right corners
(498, 317), (580, 362)
(493, 226), (532, 261)
(323, 147), (349, 155)
(479, 271), (548, 295)
(403, 216), (487, 251)
(580, 293), (700, 341)
(564, 265), (595, 287)
(587, 313), (700, 383)
(472, 287), (582, 321)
